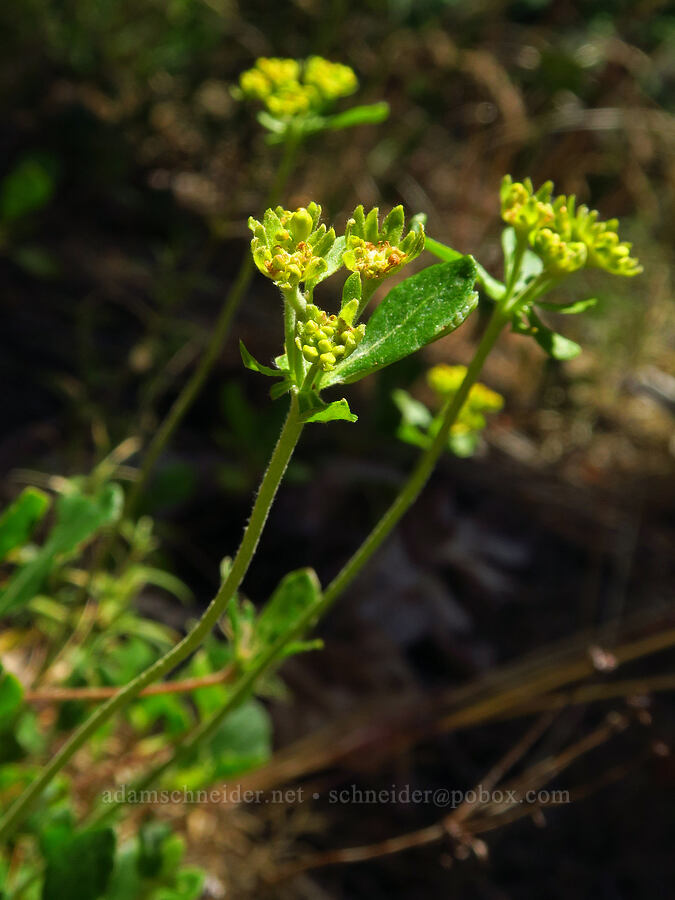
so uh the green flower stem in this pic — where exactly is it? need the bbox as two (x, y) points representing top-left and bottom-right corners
(0, 395), (305, 843)
(319, 302), (510, 611)
(126, 134), (299, 517)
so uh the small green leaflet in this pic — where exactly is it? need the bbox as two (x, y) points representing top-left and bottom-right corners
(256, 568), (323, 659)
(239, 340), (281, 377)
(320, 255), (478, 387)
(536, 297), (598, 315)
(323, 102), (390, 130)
(301, 398), (358, 424)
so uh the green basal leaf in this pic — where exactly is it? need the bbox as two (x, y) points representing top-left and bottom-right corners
(324, 102), (390, 130)
(0, 483), (123, 616)
(42, 826), (116, 900)
(301, 398), (358, 424)
(0, 662), (24, 733)
(320, 256), (479, 387)
(239, 340), (282, 377)
(0, 487), (50, 563)
(256, 568), (322, 655)
(210, 700), (271, 776)
(536, 297), (598, 315)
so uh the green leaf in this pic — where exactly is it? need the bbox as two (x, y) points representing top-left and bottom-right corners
(527, 311), (581, 360)
(0, 487), (50, 563)
(256, 568), (322, 655)
(0, 663), (24, 733)
(301, 398), (358, 424)
(341, 271), (362, 309)
(426, 236), (505, 301)
(1, 156), (56, 223)
(239, 340), (282, 377)
(320, 256), (478, 387)
(0, 483), (123, 616)
(42, 827), (116, 900)
(312, 235), (346, 286)
(536, 297), (598, 315)
(324, 102), (390, 130)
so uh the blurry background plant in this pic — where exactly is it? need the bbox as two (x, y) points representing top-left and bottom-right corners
(1, 0), (674, 898)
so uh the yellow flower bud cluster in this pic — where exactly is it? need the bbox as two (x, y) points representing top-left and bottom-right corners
(296, 303), (365, 372)
(342, 205), (425, 282)
(237, 56), (358, 120)
(248, 204), (335, 290)
(427, 365), (503, 435)
(500, 176), (642, 278)
(500, 176), (555, 237)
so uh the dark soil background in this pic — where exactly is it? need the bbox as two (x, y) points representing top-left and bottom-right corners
(1, 0), (674, 897)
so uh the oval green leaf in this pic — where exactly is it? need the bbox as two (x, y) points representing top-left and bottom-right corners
(320, 256), (478, 387)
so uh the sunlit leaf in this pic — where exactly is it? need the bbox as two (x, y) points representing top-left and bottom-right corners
(301, 398), (358, 424)
(320, 256), (478, 387)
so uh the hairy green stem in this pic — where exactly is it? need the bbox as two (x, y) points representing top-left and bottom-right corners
(0, 396), (304, 842)
(126, 135), (299, 516)
(319, 303), (510, 609)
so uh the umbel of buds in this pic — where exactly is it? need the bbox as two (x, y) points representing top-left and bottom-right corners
(500, 176), (642, 278)
(296, 301), (366, 372)
(236, 56), (358, 120)
(343, 205), (425, 283)
(248, 204), (336, 290)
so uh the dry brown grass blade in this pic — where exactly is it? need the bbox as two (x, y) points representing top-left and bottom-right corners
(270, 713), (629, 883)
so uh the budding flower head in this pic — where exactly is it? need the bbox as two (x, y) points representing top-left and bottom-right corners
(531, 228), (587, 275)
(248, 204), (336, 290)
(343, 205), (425, 282)
(500, 175), (555, 237)
(549, 195), (642, 277)
(501, 176), (642, 278)
(295, 303), (366, 372)
(428, 364), (504, 435)
(236, 56), (359, 120)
